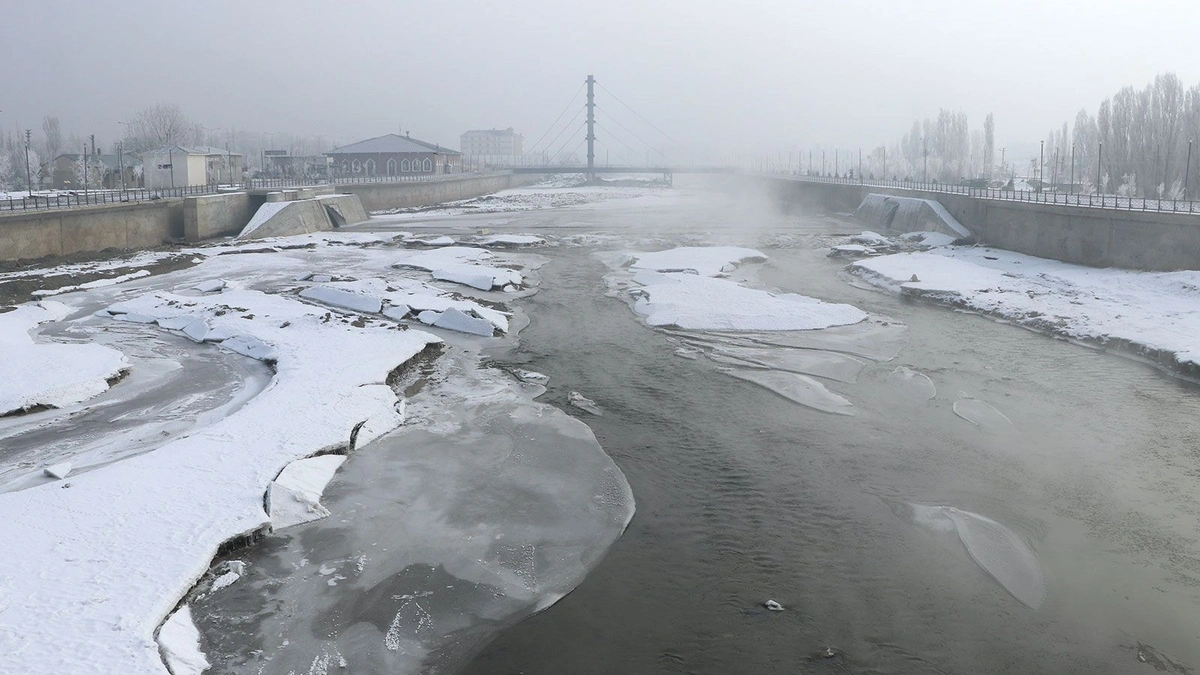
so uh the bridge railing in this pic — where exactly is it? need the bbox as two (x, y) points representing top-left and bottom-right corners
(764, 172), (1200, 215)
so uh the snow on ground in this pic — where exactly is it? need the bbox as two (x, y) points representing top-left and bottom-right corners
(0, 301), (128, 415)
(267, 454), (347, 529)
(0, 281), (440, 674)
(157, 605), (210, 675)
(475, 234), (546, 247)
(392, 246), (522, 290)
(31, 269), (152, 297)
(850, 246), (1200, 368)
(606, 246), (866, 331)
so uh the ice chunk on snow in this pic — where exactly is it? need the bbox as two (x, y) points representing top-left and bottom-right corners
(829, 244), (875, 258)
(513, 369), (548, 384)
(628, 246), (767, 277)
(181, 318), (210, 343)
(898, 231), (958, 248)
(210, 570), (240, 592)
(432, 264), (522, 290)
(157, 605), (210, 675)
(432, 307), (496, 336)
(43, 462), (72, 480)
(411, 235), (455, 246)
(268, 454), (347, 529)
(383, 304), (411, 321)
(155, 315), (202, 331)
(718, 367), (855, 416)
(477, 234), (545, 246)
(113, 312), (159, 324)
(221, 335), (278, 362)
(764, 600), (785, 611)
(851, 231), (893, 246)
(193, 279), (225, 293)
(417, 310), (441, 325)
(300, 285), (383, 314)
(632, 273), (866, 331)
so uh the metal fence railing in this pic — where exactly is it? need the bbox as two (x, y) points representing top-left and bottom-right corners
(0, 171), (511, 214)
(765, 173), (1200, 215)
(1, 183), (243, 213)
(247, 171), (503, 190)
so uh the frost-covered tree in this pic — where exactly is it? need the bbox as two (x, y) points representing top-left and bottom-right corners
(123, 103), (196, 152)
(983, 113), (995, 178)
(0, 150), (13, 191)
(42, 116), (62, 160)
(74, 153), (107, 189)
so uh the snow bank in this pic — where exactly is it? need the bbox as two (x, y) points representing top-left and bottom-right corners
(0, 288), (439, 674)
(632, 273), (866, 331)
(851, 247), (1200, 369)
(0, 301), (129, 416)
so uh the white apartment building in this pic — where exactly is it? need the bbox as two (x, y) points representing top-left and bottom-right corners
(460, 128), (524, 167)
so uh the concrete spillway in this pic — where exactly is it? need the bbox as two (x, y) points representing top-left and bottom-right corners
(854, 193), (971, 238)
(238, 194), (368, 239)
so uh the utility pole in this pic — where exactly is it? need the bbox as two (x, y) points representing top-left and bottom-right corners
(1069, 144), (1075, 196)
(834, 149), (838, 177)
(118, 142), (125, 193)
(858, 148), (862, 183)
(585, 74), (596, 183)
(1096, 141), (1103, 195)
(822, 150), (826, 176)
(83, 144), (89, 202)
(90, 134), (96, 157)
(1185, 139), (1193, 201)
(24, 129), (32, 197)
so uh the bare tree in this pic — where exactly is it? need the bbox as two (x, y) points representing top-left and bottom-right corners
(123, 103), (196, 152)
(983, 113), (995, 178)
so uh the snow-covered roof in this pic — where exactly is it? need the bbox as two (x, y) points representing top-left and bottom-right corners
(326, 133), (461, 156)
(139, 145), (242, 158)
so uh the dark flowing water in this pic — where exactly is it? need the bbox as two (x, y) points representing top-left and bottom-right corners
(456, 194), (1200, 674)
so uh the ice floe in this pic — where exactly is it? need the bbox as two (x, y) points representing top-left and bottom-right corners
(718, 367), (855, 415)
(886, 366), (937, 400)
(268, 454), (348, 529)
(0, 301), (129, 416)
(156, 605), (210, 675)
(952, 393), (1012, 428)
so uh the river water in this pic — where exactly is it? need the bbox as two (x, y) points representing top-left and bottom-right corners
(457, 186), (1200, 674)
(194, 180), (1200, 673)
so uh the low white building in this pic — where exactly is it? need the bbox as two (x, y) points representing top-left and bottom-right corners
(141, 146), (243, 189)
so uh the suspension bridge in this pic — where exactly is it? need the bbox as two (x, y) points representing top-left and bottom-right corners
(514, 75), (731, 185)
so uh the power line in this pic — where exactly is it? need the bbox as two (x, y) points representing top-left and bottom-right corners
(595, 81), (688, 151)
(526, 82), (586, 156)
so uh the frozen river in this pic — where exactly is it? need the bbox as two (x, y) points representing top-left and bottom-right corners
(5, 177), (1198, 674)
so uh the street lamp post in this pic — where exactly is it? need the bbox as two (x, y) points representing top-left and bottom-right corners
(24, 129), (32, 197)
(1039, 140), (1044, 193)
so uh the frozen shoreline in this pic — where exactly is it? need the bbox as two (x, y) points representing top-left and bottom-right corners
(849, 246), (1200, 376)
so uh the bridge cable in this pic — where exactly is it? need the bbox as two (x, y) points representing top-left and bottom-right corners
(595, 106), (674, 164)
(556, 136), (588, 166)
(546, 124), (586, 165)
(532, 106), (585, 162)
(595, 121), (663, 167)
(525, 82), (586, 157)
(594, 138), (642, 168)
(595, 81), (689, 152)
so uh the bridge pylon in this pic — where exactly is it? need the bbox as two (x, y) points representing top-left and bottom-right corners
(586, 74), (596, 183)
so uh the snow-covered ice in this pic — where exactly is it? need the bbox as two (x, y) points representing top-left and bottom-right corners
(0, 301), (129, 416)
(430, 307), (497, 337)
(628, 246), (766, 276)
(718, 367), (856, 416)
(299, 284), (384, 314)
(156, 605), (210, 675)
(851, 246), (1200, 371)
(268, 454), (348, 529)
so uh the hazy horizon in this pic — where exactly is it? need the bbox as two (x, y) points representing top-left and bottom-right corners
(5, 0), (1199, 159)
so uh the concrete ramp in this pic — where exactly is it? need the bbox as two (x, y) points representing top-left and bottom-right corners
(238, 193), (368, 240)
(854, 193), (971, 238)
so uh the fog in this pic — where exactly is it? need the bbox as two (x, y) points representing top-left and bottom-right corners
(4, 0), (1200, 157)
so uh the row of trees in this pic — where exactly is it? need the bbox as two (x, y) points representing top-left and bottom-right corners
(863, 72), (1199, 197)
(1043, 73), (1199, 199)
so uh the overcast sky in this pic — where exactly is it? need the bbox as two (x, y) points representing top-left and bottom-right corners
(5, 0), (1199, 159)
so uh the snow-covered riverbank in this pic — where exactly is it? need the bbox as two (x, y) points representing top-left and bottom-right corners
(848, 243), (1200, 373)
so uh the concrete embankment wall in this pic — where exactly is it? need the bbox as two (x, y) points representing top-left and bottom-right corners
(340, 172), (535, 212)
(184, 193), (259, 242)
(759, 176), (1200, 271)
(0, 200), (183, 261)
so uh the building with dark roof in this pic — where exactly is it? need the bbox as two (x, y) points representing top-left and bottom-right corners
(325, 133), (461, 177)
